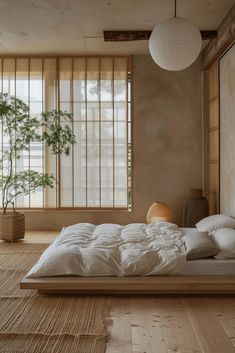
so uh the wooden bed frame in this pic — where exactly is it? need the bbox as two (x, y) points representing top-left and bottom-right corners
(20, 276), (235, 294)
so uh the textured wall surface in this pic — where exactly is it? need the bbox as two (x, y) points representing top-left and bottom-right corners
(220, 43), (235, 216)
(131, 55), (203, 225)
(25, 55), (203, 230)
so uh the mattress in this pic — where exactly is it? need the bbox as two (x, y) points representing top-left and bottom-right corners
(179, 227), (197, 236)
(178, 259), (235, 276)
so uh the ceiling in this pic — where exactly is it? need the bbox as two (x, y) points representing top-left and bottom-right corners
(0, 0), (233, 55)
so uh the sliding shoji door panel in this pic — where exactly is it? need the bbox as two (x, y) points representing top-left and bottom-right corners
(0, 58), (58, 208)
(58, 56), (130, 208)
(207, 62), (219, 214)
(220, 43), (235, 216)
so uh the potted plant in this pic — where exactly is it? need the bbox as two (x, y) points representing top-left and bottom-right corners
(0, 93), (76, 241)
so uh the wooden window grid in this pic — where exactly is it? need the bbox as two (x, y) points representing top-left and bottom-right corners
(0, 56), (132, 210)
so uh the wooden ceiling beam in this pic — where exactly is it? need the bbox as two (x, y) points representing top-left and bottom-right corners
(103, 30), (217, 42)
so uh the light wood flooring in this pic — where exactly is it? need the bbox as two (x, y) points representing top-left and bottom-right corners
(106, 296), (235, 353)
(20, 232), (235, 352)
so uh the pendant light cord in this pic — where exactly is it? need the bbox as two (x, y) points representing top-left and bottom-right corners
(174, 0), (177, 17)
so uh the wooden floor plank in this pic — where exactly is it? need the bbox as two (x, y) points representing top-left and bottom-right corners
(158, 298), (202, 353)
(107, 297), (202, 353)
(106, 297), (132, 353)
(184, 298), (235, 353)
(106, 297), (235, 353)
(131, 298), (169, 353)
(210, 297), (235, 340)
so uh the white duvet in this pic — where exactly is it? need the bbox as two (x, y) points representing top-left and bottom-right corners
(26, 222), (186, 277)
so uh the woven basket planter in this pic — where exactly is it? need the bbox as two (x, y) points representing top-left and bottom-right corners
(0, 211), (25, 242)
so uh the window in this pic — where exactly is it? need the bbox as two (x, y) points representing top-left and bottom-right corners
(0, 57), (131, 209)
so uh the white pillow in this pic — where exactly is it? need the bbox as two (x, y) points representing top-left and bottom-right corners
(184, 232), (219, 260)
(211, 228), (235, 259)
(196, 214), (235, 233)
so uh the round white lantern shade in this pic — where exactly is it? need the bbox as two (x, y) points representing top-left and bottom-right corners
(149, 17), (202, 71)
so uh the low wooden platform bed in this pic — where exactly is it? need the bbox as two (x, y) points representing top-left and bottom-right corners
(20, 216), (235, 294)
(20, 275), (235, 295)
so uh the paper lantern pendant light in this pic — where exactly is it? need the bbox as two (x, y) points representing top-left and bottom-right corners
(149, 1), (202, 71)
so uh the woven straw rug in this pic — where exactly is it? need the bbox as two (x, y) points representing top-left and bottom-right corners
(0, 238), (109, 353)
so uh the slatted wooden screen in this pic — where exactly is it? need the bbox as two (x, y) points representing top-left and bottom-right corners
(205, 62), (220, 214)
(0, 57), (132, 209)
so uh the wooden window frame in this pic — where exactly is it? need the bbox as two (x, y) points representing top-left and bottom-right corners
(0, 56), (132, 211)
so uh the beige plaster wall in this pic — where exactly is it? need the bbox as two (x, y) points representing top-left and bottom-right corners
(25, 55), (203, 230)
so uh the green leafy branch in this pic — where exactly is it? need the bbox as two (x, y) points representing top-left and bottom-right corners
(0, 93), (76, 214)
